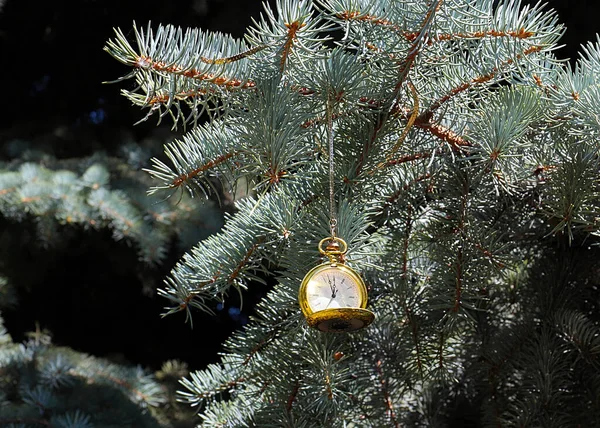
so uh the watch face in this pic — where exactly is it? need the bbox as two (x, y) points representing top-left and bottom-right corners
(305, 266), (364, 312)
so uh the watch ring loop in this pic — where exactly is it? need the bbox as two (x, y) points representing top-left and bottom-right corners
(318, 236), (348, 256)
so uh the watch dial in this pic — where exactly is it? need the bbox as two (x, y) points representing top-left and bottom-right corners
(306, 267), (362, 312)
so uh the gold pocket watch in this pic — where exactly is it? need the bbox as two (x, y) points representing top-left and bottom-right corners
(299, 237), (375, 333)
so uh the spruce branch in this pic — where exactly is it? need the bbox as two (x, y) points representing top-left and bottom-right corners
(144, 121), (239, 197)
(105, 0), (600, 425)
(420, 43), (547, 119)
(554, 309), (600, 363)
(105, 24), (257, 86)
(352, 0), (443, 177)
(158, 189), (302, 319)
(105, 23), (258, 127)
(0, 158), (219, 264)
(246, 0), (333, 70)
(51, 411), (93, 428)
(0, 337), (168, 426)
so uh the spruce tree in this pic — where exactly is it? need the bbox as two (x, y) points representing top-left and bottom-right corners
(105, 0), (600, 426)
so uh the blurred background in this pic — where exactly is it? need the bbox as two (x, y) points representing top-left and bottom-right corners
(0, 0), (598, 377)
(0, 0), (275, 375)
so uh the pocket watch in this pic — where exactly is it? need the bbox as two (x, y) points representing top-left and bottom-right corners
(299, 237), (375, 332)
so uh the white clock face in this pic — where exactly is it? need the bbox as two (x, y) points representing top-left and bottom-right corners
(305, 266), (362, 312)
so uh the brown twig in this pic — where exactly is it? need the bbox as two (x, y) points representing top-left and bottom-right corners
(355, 1), (443, 177)
(201, 45), (267, 65)
(422, 45), (544, 119)
(242, 323), (286, 365)
(227, 238), (264, 283)
(170, 151), (237, 189)
(135, 55), (255, 89)
(414, 120), (470, 151)
(177, 236), (264, 312)
(281, 21), (305, 72)
(147, 88), (212, 106)
(286, 380), (300, 412)
(338, 10), (535, 44)
(375, 359), (400, 427)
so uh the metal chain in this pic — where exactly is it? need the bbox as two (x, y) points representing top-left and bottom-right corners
(327, 99), (337, 238)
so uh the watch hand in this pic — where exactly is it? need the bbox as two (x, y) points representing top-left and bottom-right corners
(332, 276), (337, 298)
(325, 297), (332, 308)
(326, 274), (335, 297)
(325, 294), (335, 309)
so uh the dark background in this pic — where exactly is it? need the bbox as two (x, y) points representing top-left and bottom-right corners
(0, 0), (598, 372)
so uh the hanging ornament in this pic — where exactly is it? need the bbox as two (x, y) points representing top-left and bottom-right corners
(299, 236), (375, 332)
(298, 95), (375, 333)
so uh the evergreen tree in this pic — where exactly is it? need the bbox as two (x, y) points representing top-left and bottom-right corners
(105, 0), (600, 426)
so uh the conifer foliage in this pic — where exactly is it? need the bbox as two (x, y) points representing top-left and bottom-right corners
(0, 154), (223, 264)
(106, 0), (600, 426)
